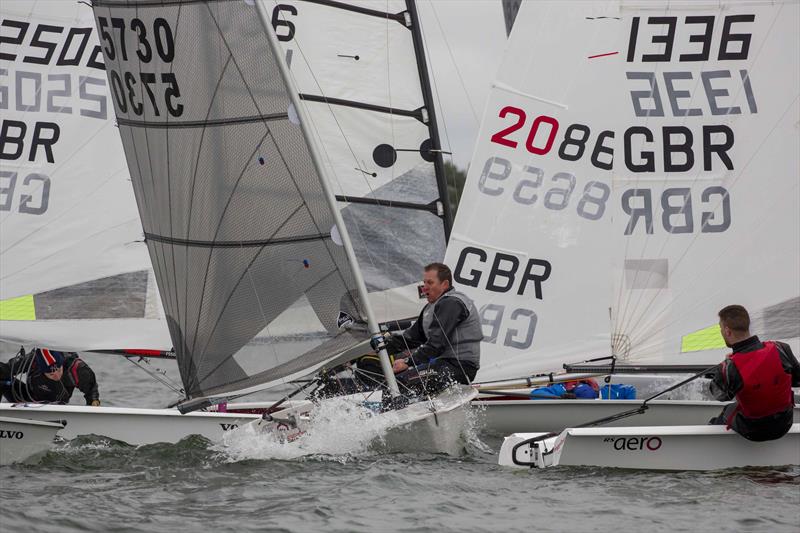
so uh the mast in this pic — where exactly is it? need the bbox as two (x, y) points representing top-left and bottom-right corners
(254, 0), (401, 397)
(405, 0), (453, 240)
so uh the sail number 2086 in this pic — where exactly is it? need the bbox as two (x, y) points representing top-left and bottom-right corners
(489, 107), (734, 175)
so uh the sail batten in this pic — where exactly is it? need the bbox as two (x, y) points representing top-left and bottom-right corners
(299, 94), (424, 121)
(118, 113), (290, 129)
(144, 233), (332, 248)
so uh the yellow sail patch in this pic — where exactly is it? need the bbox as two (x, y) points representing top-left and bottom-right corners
(681, 324), (725, 352)
(0, 294), (36, 321)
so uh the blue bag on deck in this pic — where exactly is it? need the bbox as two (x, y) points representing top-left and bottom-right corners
(599, 384), (637, 399)
(572, 383), (599, 399)
(529, 383), (567, 399)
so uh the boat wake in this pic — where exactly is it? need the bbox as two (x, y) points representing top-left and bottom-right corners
(215, 394), (487, 462)
(214, 397), (405, 462)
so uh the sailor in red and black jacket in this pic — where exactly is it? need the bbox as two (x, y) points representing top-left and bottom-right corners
(709, 305), (800, 441)
(0, 347), (100, 406)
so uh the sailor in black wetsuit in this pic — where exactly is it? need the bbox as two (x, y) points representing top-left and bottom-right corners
(0, 348), (100, 406)
(708, 305), (799, 441)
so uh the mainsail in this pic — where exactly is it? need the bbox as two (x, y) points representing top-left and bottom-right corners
(271, 0), (452, 321)
(0, 0), (170, 351)
(445, 0), (800, 383)
(91, 0), (419, 403)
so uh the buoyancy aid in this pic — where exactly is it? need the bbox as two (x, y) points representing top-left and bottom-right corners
(420, 289), (482, 366)
(727, 341), (793, 426)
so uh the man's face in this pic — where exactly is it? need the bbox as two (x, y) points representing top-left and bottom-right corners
(422, 269), (449, 304)
(44, 366), (63, 381)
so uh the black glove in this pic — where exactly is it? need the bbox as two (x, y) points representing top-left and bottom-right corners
(369, 332), (391, 352)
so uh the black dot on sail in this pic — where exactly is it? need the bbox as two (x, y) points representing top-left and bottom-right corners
(373, 144), (397, 168)
(420, 139), (435, 162)
(258, 156), (265, 165)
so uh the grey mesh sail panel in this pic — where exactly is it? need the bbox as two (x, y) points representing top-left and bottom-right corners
(93, 0), (367, 399)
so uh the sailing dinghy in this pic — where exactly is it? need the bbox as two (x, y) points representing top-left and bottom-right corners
(0, 0), (266, 444)
(499, 424), (800, 471)
(443, 0), (799, 434)
(0, 416), (64, 465)
(90, 0), (476, 455)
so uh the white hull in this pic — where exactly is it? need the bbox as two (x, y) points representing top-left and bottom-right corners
(499, 423), (800, 471)
(474, 399), (800, 435)
(0, 404), (261, 445)
(378, 386), (478, 456)
(250, 386), (479, 456)
(0, 416), (64, 465)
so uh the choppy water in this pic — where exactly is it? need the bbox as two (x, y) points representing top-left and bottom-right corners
(1, 351), (799, 532)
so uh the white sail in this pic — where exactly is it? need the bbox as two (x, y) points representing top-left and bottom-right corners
(270, 0), (451, 322)
(445, 0), (800, 383)
(0, 0), (170, 351)
(610, 0), (800, 365)
(90, 0), (400, 404)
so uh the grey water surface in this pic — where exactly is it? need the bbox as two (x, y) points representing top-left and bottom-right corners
(1, 352), (798, 533)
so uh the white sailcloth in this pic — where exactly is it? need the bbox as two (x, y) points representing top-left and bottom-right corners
(0, 0), (170, 351)
(610, 0), (800, 365)
(445, 0), (800, 383)
(270, 0), (451, 322)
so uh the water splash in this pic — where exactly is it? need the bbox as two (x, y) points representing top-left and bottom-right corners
(214, 397), (404, 462)
(215, 391), (485, 462)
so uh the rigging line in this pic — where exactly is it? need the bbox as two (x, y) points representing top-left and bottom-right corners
(427, 1), (478, 124)
(615, 3), (787, 337)
(123, 355), (184, 394)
